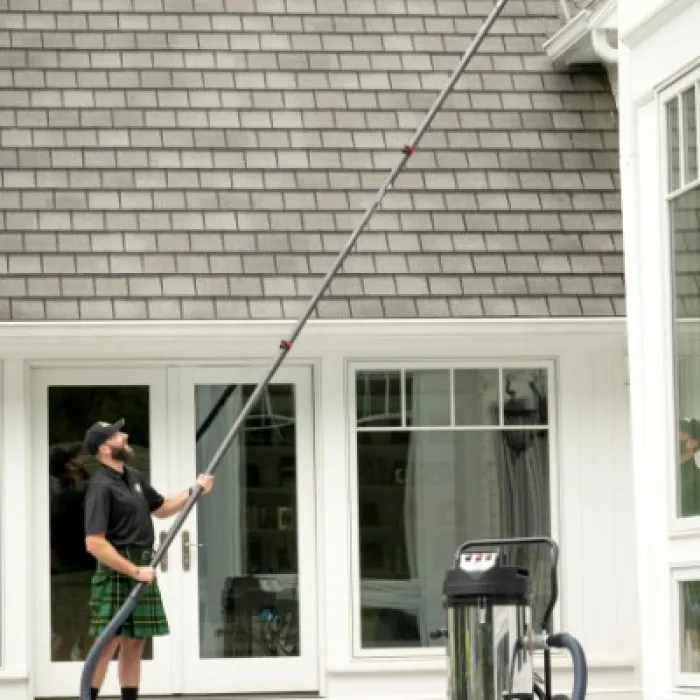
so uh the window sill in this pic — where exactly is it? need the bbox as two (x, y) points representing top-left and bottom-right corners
(329, 657), (447, 676)
(0, 670), (28, 681)
(328, 653), (636, 676)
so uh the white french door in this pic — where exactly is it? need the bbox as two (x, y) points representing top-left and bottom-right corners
(169, 365), (319, 694)
(31, 367), (175, 698)
(31, 363), (319, 697)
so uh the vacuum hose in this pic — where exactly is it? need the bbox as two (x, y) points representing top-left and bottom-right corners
(546, 632), (588, 700)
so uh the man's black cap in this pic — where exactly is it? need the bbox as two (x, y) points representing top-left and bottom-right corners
(84, 418), (125, 456)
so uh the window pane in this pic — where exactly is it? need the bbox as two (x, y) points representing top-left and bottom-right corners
(454, 369), (499, 425)
(356, 428), (551, 650)
(405, 370), (450, 427)
(680, 580), (700, 673)
(669, 97), (681, 192)
(48, 385), (153, 662)
(683, 87), (698, 185)
(356, 371), (402, 427)
(195, 384), (299, 658)
(672, 186), (700, 518)
(503, 369), (548, 427)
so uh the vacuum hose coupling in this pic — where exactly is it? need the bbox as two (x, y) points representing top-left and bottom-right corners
(546, 632), (588, 700)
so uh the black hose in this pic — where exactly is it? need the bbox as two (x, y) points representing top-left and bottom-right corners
(547, 632), (588, 700)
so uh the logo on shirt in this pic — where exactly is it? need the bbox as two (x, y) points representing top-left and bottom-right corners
(134, 483), (142, 494)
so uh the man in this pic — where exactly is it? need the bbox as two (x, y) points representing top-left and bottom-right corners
(83, 419), (213, 700)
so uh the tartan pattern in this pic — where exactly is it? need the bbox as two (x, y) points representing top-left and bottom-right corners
(88, 546), (169, 638)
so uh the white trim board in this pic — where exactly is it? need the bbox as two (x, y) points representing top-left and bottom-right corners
(0, 318), (626, 338)
(620, 0), (698, 48)
(0, 319), (627, 361)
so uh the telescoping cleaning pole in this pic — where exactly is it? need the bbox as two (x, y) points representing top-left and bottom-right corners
(78, 0), (510, 696)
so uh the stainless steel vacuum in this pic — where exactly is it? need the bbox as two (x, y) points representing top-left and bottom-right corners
(435, 537), (587, 700)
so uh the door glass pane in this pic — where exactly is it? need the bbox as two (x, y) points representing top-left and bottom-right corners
(48, 385), (153, 662)
(680, 579), (700, 673)
(194, 383), (299, 658)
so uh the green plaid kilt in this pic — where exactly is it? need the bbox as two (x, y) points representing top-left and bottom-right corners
(88, 546), (169, 639)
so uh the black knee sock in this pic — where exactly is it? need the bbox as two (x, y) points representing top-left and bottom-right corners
(121, 687), (138, 700)
(90, 689), (99, 700)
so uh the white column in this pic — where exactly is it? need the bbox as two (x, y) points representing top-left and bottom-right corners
(620, 76), (674, 697)
(0, 360), (31, 694)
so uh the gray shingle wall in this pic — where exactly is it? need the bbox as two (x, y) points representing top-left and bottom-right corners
(0, 0), (623, 321)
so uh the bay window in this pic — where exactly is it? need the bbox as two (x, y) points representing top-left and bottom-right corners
(352, 365), (554, 654)
(667, 73), (700, 686)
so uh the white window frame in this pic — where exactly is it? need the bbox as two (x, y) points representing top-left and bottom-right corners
(671, 565), (700, 688)
(661, 69), (700, 537)
(346, 358), (560, 660)
(660, 64), (700, 691)
(0, 361), (4, 671)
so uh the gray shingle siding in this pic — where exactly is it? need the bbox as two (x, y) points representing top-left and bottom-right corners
(0, 0), (623, 321)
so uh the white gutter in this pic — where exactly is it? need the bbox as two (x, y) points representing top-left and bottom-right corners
(543, 0), (619, 104)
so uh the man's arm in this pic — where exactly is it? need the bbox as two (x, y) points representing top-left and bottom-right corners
(84, 484), (140, 578)
(151, 487), (191, 518)
(86, 534), (141, 578)
(147, 475), (213, 518)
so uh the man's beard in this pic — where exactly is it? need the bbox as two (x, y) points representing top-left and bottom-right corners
(111, 444), (132, 461)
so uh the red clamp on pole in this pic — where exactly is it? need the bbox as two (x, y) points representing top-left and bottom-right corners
(280, 339), (293, 350)
(402, 144), (415, 155)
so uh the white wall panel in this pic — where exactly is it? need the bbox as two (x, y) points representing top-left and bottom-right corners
(0, 321), (639, 700)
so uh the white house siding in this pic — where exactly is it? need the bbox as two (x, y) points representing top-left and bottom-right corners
(0, 0), (632, 698)
(619, 0), (700, 697)
(0, 319), (638, 700)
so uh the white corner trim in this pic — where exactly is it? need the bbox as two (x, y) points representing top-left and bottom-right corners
(620, 0), (698, 48)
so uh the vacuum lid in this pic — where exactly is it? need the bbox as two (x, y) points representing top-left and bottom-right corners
(442, 549), (530, 606)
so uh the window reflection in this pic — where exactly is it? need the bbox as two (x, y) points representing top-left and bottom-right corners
(47, 385), (153, 662)
(681, 580), (700, 673)
(355, 368), (551, 650)
(50, 442), (92, 660)
(672, 187), (700, 518)
(194, 384), (300, 659)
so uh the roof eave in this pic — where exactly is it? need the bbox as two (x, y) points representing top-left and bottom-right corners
(543, 0), (619, 104)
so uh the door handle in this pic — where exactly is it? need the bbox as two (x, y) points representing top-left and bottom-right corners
(158, 531), (168, 572)
(181, 530), (202, 572)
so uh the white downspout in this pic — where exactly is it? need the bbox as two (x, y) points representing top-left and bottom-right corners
(591, 28), (619, 105)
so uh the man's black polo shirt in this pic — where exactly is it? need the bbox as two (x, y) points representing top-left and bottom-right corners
(84, 463), (165, 550)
